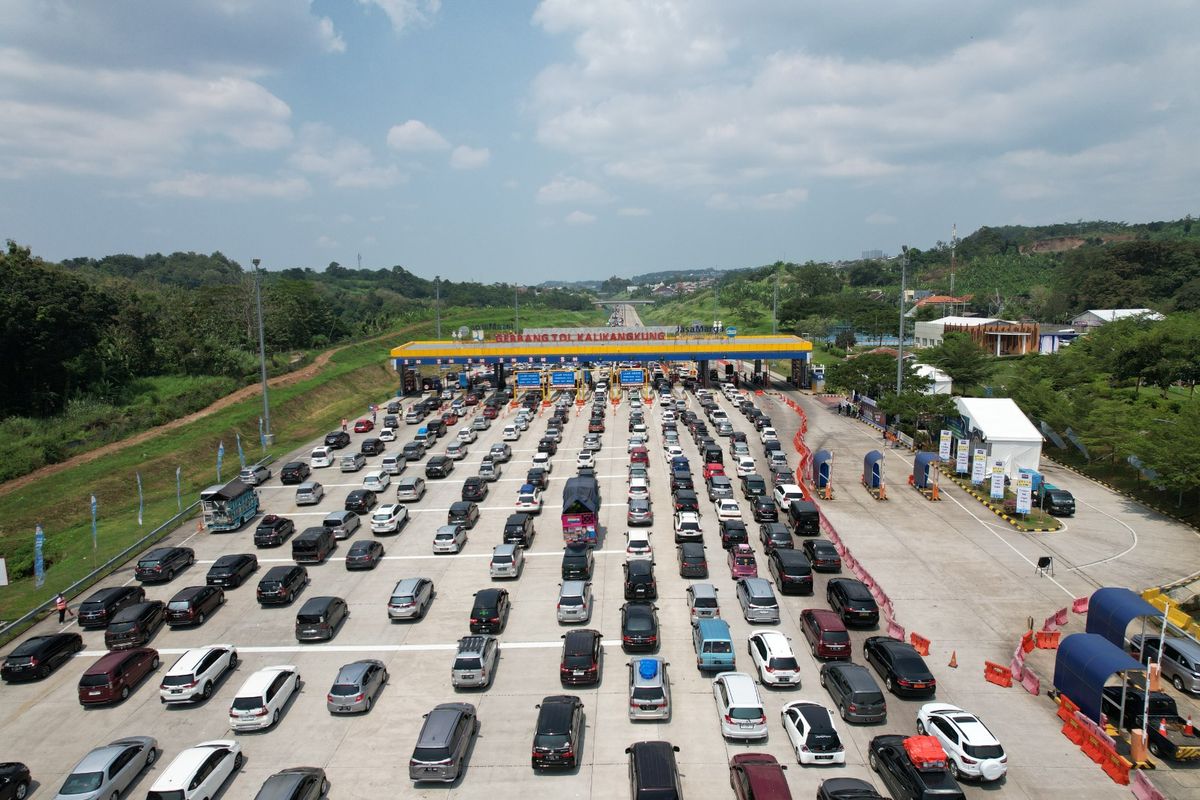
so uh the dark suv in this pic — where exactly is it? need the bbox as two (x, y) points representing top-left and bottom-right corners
(768, 549), (813, 595)
(324, 431), (351, 449)
(627, 741), (683, 800)
(257, 564), (309, 606)
(2, 633), (83, 682)
(470, 588), (510, 634)
(255, 515), (296, 547)
(561, 545), (594, 580)
(426, 455), (454, 478)
(559, 630), (603, 687)
(677, 543), (708, 578)
(345, 489), (378, 515)
(281, 461), (312, 484)
(77, 586), (146, 630)
(827, 578), (880, 627)
(462, 477), (488, 502)
(165, 585), (224, 627)
(206, 553), (258, 588)
(532, 695), (586, 770)
(134, 546), (194, 584)
(104, 601), (167, 649)
(448, 501), (480, 529)
(623, 559), (658, 601)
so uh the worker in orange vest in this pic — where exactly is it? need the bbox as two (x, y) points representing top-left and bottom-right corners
(54, 592), (74, 623)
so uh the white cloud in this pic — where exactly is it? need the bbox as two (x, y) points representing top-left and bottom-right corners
(148, 172), (310, 199)
(536, 175), (610, 204)
(618, 207), (651, 216)
(450, 145), (490, 170)
(503, 178), (520, 189)
(707, 187), (807, 211)
(291, 124), (405, 188)
(316, 235), (339, 248)
(386, 120), (450, 152)
(317, 17), (347, 54)
(360, 0), (442, 34)
(565, 210), (597, 225)
(866, 212), (897, 225)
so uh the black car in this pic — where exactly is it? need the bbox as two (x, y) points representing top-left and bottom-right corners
(827, 578), (880, 627)
(532, 695), (586, 769)
(627, 741), (683, 798)
(559, 629), (603, 686)
(345, 539), (385, 570)
(751, 495), (778, 522)
(134, 546), (194, 584)
(0, 763), (31, 800)
(470, 588), (510, 634)
(670, 470), (694, 492)
(561, 545), (594, 580)
(426, 455), (455, 478)
(462, 477), (489, 502)
(677, 543), (708, 578)
(526, 467), (549, 490)
(719, 519), (749, 549)
(344, 489), (378, 515)
(623, 559), (657, 600)
(869, 735), (965, 800)
(803, 539), (842, 572)
(759, 522), (793, 552)
(1, 632), (82, 682)
(77, 586), (146, 630)
(324, 431), (351, 449)
(588, 417), (605, 433)
(206, 553), (259, 588)
(768, 549), (813, 595)
(537, 438), (558, 455)
(448, 501), (481, 529)
(104, 601), (167, 649)
(281, 461), (312, 484)
(257, 564), (309, 606)
(741, 474), (767, 498)
(620, 602), (660, 652)
(361, 437), (385, 456)
(863, 637), (937, 698)
(672, 489), (700, 515)
(254, 515), (296, 547)
(165, 585), (225, 627)
(817, 777), (886, 800)
(254, 767), (329, 800)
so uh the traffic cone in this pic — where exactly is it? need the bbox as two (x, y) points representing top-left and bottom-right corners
(1185, 716), (1194, 736)
(1158, 718), (1168, 737)
(948, 651), (958, 669)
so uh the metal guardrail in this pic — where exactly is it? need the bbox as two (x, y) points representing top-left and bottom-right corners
(0, 456), (276, 646)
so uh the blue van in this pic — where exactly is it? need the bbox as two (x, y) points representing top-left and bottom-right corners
(692, 618), (735, 672)
(670, 455), (690, 473)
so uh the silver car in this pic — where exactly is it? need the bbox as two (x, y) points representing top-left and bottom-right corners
(451, 636), (499, 688)
(433, 524), (467, 554)
(322, 510), (360, 540)
(557, 581), (593, 623)
(388, 577), (434, 620)
(54, 736), (158, 800)
(327, 659), (388, 714)
(736, 577), (781, 623)
(628, 657), (672, 720)
(295, 481), (324, 505)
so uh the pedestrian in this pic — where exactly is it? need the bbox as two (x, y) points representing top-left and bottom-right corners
(54, 592), (74, 623)
(341, 418), (348, 432)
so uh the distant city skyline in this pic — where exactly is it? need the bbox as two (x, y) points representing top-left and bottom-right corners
(1, 1), (1196, 281)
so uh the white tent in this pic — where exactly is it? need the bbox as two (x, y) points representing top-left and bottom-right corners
(913, 363), (952, 395)
(953, 397), (1043, 477)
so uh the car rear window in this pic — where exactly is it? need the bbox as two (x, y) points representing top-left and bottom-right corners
(330, 683), (361, 696)
(79, 673), (110, 687)
(232, 696), (264, 710)
(822, 630), (850, 643)
(705, 641), (733, 653)
(453, 656), (482, 671)
(296, 612), (325, 624)
(161, 673), (195, 687)
(411, 746), (450, 763)
(730, 707), (763, 720)
(963, 742), (1005, 759)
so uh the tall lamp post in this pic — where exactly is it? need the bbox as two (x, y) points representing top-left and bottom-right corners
(435, 275), (442, 339)
(896, 245), (908, 394)
(252, 258), (273, 447)
(514, 284), (520, 333)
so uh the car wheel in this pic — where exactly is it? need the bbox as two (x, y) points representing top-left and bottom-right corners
(272, 709), (281, 727)
(286, 591), (294, 604)
(234, 752), (244, 769)
(197, 612), (206, 625)
(229, 652), (239, 668)
(146, 747), (158, 765)
(202, 680), (213, 699)
(151, 656), (161, 669)
(120, 686), (130, 700)
(810, 640), (818, 657)
(868, 751), (879, 771)
(220, 592), (227, 604)
(14, 781), (29, 800)
(1173, 675), (1186, 692)
(1149, 740), (1162, 757)
(364, 696), (372, 712)
(885, 677), (894, 693)
(916, 720), (926, 734)
(320, 779), (330, 794)
(948, 760), (960, 779)
(188, 554), (195, 566)
(166, 569), (175, 581)
(111, 791), (120, 800)
(840, 705), (849, 721)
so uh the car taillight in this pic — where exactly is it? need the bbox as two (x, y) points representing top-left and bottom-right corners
(847, 703), (857, 712)
(764, 665), (775, 673)
(28, 657), (39, 667)
(898, 678), (913, 687)
(470, 617), (479, 624)
(724, 714), (735, 723)
(252, 708), (268, 716)
(961, 755), (978, 765)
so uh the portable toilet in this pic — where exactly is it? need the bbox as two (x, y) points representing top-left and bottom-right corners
(913, 452), (940, 489)
(812, 450), (833, 490)
(863, 451), (884, 490)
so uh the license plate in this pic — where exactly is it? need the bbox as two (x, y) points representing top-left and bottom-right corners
(171, 689), (182, 694)
(816, 755), (833, 761)
(913, 683), (926, 689)
(573, 670), (584, 676)
(776, 677), (791, 683)
(338, 706), (351, 712)
(89, 690), (102, 696)
(739, 723), (754, 729)
(460, 674), (476, 680)
(640, 705), (657, 711)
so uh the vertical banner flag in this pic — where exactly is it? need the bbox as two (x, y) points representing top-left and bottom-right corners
(1015, 476), (1033, 514)
(136, 472), (144, 526)
(989, 459), (1006, 500)
(971, 448), (987, 484)
(175, 466), (182, 512)
(90, 495), (98, 551)
(938, 430), (953, 461)
(236, 432), (246, 469)
(34, 524), (45, 588)
(955, 439), (970, 474)
(217, 441), (225, 482)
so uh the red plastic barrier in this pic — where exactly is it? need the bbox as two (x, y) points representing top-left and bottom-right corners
(1062, 717), (1085, 744)
(1021, 631), (1036, 653)
(1036, 630), (1061, 649)
(909, 633), (930, 656)
(1101, 749), (1131, 785)
(1057, 695), (1079, 721)
(984, 661), (1013, 688)
(1073, 596), (1090, 614)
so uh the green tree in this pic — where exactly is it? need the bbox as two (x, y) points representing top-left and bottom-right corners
(834, 330), (857, 350)
(921, 332), (990, 392)
(825, 353), (930, 399)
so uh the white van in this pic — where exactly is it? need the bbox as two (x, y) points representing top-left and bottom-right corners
(502, 424), (519, 441)
(712, 672), (767, 740)
(363, 471), (390, 492)
(310, 447), (333, 468)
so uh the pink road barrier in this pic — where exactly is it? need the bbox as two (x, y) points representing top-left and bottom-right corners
(1131, 772), (1167, 800)
(1043, 607), (1069, 631)
(1073, 596), (1090, 614)
(1020, 667), (1041, 695)
(887, 620), (906, 641)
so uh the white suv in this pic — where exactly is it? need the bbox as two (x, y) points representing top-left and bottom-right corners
(917, 703), (1008, 782)
(310, 447), (334, 468)
(625, 530), (653, 561)
(712, 672), (768, 740)
(147, 740), (242, 800)
(747, 631), (801, 687)
(228, 665), (300, 732)
(160, 645), (238, 703)
(371, 503), (407, 534)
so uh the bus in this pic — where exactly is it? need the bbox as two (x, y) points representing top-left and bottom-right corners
(201, 480), (260, 532)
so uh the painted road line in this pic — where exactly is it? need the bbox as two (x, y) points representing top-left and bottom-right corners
(78, 639), (625, 659)
(195, 550), (628, 565)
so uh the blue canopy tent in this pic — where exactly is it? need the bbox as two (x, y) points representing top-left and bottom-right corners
(812, 450), (833, 490)
(1053, 633), (1145, 723)
(1085, 587), (1163, 650)
(863, 450), (884, 489)
(912, 452), (940, 489)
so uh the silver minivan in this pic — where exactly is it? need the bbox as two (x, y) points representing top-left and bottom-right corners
(387, 577), (434, 620)
(295, 481), (324, 505)
(381, 454), (407, 476)
(489, 543), (524, 579)
(1131, 634), (1200, 694)
(628, 657), (671, 720)
(708, 475), (735, 501)
(451, 636), (499, 688)
(557, 581), (593, 623)
(736, 577), (780, 623)
(396, 476), (426, 502)
(687, 583), (721, 622)
(322, 511), (360, 540)
(409, 703), (479, 783)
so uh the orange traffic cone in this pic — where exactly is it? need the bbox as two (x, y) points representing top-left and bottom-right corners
(1158, 718), (1169, 737)
(948, 651), (958, 669)
(1185, 716), (1194, 736)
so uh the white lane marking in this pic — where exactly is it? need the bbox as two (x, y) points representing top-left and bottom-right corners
(78, 639), (625, 658)
(1066, 501), (1137, 569)
(196, 549), (627, 565)
(287, 501), (630, 518)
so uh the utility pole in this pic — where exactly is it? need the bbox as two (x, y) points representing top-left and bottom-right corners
(435, 276), (442, 339)
(772, 270), (779, 335)
(949, 223), (958, 294)
(896, 246), (908, 394)
(252, 258), (273, 447)
(514, 285), (519, 333)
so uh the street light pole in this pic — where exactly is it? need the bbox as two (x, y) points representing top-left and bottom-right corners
(514, 285), (519, 333)
(435, 276), (441, 339)
(252, 258), (273, 447)
(896, 245), (908, 394)
(772, 271), (779, 335)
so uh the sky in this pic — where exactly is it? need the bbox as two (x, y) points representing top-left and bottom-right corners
(1, 0), (1197, 283)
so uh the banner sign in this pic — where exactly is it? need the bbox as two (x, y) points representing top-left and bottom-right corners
(1015, 476), (1033, 514)
(90, 495), (98, 550)
(494, 331), (668, 343)
(990, 460), (1006, 499)
(971, 448), (987, 484)
(955, 439), (970, 473)
(516, 371), (542, 388)
(938, 430), (953, 460)
(34, 524), (45, 588)
(619, 369), (646, 385)
(550, 371), (576, 387)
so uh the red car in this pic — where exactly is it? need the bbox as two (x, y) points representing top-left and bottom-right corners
(800, 608), (851, 660)
(703, 462), (726, 480)
(442, 412), (459, 426)
(482, 405), (499, 419)
(78, 647), (158, 705)
(728, 544), (758, 578)
(629, 447), (649, 466)
(353, 418), (374, 432)
(464, 395), (480, 406)
(729, 753), (792, 800)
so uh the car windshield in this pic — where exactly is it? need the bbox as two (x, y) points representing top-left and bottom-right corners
(61, 772), (105, 793)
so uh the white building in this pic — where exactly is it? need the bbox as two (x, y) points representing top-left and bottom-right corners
(1070, 309), (1164, 331)
(913, 363), (952, 395)
(912, 316), (998, 349)
(953, 397), (1043, 477)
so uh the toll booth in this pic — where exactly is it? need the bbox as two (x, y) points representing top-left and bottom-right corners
(912, 452), (941, 499)
(812, 449), (834, 500)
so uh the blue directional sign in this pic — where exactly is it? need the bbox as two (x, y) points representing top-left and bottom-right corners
(550, 370), (576, 387)
(516, 371), (542, 387)
(726, 326), (737, 338)
(619, 369), (645, 385)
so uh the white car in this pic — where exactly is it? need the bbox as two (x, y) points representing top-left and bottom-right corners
(628, 478), (650, 501)
(160, 644), (239, 703)
(774, 484), (806, 510)
(309, 447), (334, 468)
(147, 740), (242, 800)
(712, 672), (768, 740)
(760, 427), (779, 444)
(577, 451), (596, 469)
(503, 425), (520, 441)
(516, 487), (544, 513)
(371, 503), (408, 534)
(736, 456), (757, 477)
(716, 499), (742, 520)
(627, 435), (647, 452)
(747, 631), (802, 687)
(457, 427), (477, 443)
(664, 445), (684, 460)
(917, 703), (1008, 782)
(514, 415), (530, 431)
(363, 470), (391, 492)
(379, 427), (396, 442)
(532, 451), (553, 471)
(625, 530), (653, 561)
(782, 701), (845, 765)
(228, 665), (300, 732)
(673, 511), (702, 542)
(446, 442), (468, 460)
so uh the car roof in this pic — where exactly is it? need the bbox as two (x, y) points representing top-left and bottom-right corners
(560, 580), (588, 595)
(631, 657), (666, 688)
(393, 577), (426, 593)
(85, 648), (147, 674)
(563, 629), (599, 653)
(74, 740), (141, 771)
(335, 659), (382, 682)
(474, 588), (504, 603)
(237, 666), (295, 696)
(153, 741), (238, 789)
(753, 630), (790, 653)
(537, 695), (578, 732)
(298, 595), (340, 613)
(84, 586), (133, 603)
(168, 645), (232, 676)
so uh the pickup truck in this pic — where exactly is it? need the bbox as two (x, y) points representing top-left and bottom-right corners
(1101, 685), (1200, 761)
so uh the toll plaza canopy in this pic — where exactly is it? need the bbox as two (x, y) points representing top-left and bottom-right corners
(390, 332), (812, 367)
(1084, 587), (1163, 650)
(1052, 633), (1144, 723)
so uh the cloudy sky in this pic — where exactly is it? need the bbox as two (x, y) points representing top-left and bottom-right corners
(2, 1), (1196, 282)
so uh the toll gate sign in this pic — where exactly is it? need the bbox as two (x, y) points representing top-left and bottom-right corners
(619, 369), (645, 385)
(516, 371), (541, 388)
(550, 371), (576, 387)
